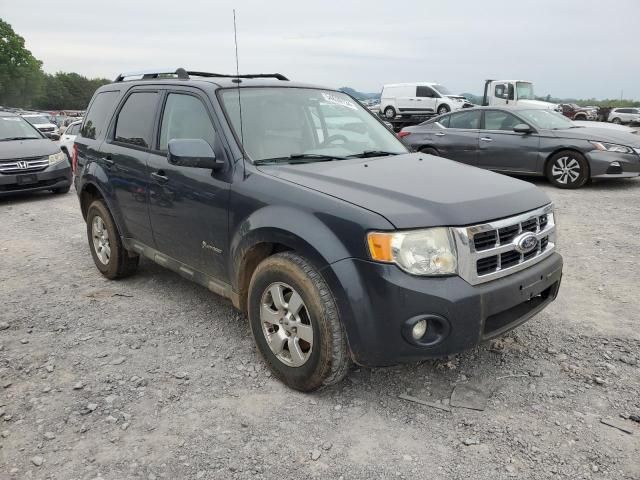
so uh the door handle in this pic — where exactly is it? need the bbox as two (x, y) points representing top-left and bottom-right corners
(102, 155), (115, 167)
(151, 171), (169, 184)
(480, 137), (493, 142)
(435, 132), (446, 136)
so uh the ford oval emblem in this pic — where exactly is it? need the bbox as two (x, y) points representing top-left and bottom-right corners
(514, 232), (538, 254)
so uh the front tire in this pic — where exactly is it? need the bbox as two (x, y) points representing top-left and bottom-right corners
(86, 200), (139, 279)
(437, 104), (450, 115)
(248, 252), (350, 391)
(545, 151), (589, 189)
(384, 106), (397, 119)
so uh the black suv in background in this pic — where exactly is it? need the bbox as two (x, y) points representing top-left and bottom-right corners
(0, 112), (71, 196)
(75, 69), (563, 391)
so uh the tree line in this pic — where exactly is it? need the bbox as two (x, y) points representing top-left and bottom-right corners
(0, 19), (110, 111)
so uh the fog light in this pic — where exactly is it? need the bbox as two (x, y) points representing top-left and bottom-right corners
(610, 161), (621, 167)
(412, 319), (428, 340)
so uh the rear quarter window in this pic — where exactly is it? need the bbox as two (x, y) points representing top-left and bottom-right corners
(81, 91), (119, 140)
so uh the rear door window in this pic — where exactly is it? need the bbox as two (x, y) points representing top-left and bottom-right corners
(80, 90), (119, 139)
(437, 115), (450, 128)
(448, 110), (481, 129)
(114, 91), (159, 148)
(483, 110), (522, 131)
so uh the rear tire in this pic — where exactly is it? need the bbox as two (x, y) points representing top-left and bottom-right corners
(86, 200), (139, 279)
(420, 147), (440, 156)
(611, 118), (622, 124)
(545, 150), (589, 189)
(248, 252), (351, 391)
(384, 106), (397, 119)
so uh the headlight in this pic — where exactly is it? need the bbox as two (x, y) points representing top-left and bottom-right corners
(590, 141), (633, 154)
(48, 151), (66, 165)
(367, 227), (457, 276)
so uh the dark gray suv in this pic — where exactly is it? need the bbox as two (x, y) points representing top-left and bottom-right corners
(75, 69), (563, 391)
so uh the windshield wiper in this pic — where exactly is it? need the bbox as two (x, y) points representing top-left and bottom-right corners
(254, 153), (347, 165)
(348, 150), (401, 158)
(0, 136), (39, 141)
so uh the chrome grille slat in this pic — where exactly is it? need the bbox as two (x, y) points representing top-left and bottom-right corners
(0, 156), (49, 174)
(453, 204), (556, 285)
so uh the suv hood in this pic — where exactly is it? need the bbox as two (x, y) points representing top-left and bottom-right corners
(258, 153), (550, 228)
(0, 138), (59, 160)
(550, 127), (640, 147)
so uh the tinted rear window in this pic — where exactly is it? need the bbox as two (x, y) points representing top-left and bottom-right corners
(81, 91), (119, 139)
(114, 92), (159, 148)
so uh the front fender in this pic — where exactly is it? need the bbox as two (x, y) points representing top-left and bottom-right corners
(230, 205), (353, 281)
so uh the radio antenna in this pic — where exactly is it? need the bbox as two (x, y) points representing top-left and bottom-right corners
(233, 9), (246, 168)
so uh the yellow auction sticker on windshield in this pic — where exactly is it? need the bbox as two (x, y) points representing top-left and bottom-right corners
(321, 93), (358, 111)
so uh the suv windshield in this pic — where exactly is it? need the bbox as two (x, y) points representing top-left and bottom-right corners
(432, 84), (452, 95)
(516, 82), (535, 100)
(219, 88), (407, 163)
(518, 109), (575, 130)
(0, 116), (42, 140)
(23, 115), (51, 125)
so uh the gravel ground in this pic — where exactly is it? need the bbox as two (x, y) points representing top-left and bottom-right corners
(1, 177), (639, 480)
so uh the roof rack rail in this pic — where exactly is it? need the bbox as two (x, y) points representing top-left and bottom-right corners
(186, 71), (289, 81)
(114, 68), (289, 83)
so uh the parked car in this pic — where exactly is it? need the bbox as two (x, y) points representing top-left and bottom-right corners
(58, 120), (82, 163)
(399, 107), (640, 188)
(0, 112), (72, 196)
(21, 113), (59, 137)
(608, 107), (640, 125)
(560, 103), (597, 121)
(75, 68), (562, 391)
(380, 83), (472, 119)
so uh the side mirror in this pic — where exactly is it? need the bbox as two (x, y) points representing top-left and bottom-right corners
(507, 84), (515, 100)
(513, 123), (532, 134)
(167, 138), (224, 170)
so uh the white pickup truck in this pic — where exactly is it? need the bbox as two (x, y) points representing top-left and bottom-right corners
(481, 80), (560, 111)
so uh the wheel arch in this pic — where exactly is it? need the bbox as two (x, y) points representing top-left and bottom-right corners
(78, 180), (128, 237)
(230, 206), (352, 312)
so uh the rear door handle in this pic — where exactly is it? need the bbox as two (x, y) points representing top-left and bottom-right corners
(480, 137), (493, 142)
(434, 132), (446, 136)
(151, 171), (169, 184)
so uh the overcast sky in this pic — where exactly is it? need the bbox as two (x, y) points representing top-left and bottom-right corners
(2, 0), (639, 99)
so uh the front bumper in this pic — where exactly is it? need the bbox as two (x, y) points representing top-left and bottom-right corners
(586, 150), (640, 179)
(324, 252), (563, 367)
(0, 161), (72, 196)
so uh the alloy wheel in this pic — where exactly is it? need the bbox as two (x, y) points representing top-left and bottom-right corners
(91, 215), (111, 265)
(260, 282), (313, 367)
(551, 156), (581, 185)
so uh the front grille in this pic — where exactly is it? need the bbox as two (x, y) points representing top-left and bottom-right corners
(452, 205), (556, 285)
(0, 156), (49, 174)
(39, 127), (55, 132)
